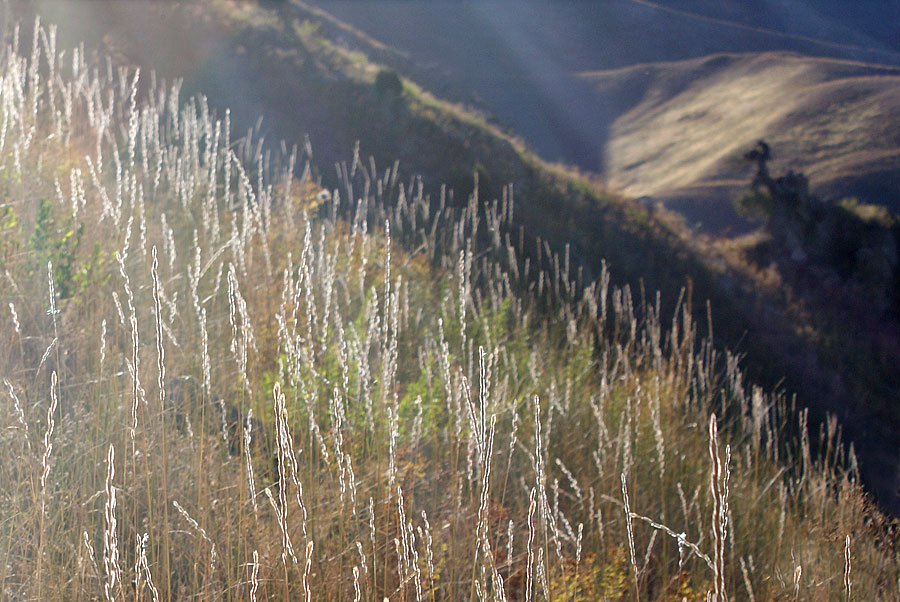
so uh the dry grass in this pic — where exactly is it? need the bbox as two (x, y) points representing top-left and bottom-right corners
(0, 18), (898, 602)
(582, 52), (900, 205)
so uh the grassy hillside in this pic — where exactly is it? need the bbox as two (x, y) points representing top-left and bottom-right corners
(582, 52), (900, 216)
(2, 16), (899, 602)
(11, 0), (900, 514)
(203, 0), (900, 512)
(304, 0), (900, 197)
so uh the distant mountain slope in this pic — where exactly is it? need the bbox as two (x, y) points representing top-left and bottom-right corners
(655, 0), (900, 54)
(585, 52), (900, 224)
(305, 0), (900, 228)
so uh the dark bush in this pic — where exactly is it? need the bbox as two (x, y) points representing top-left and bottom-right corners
(734, 190), (773, 219)
(375, 68), (403, 97)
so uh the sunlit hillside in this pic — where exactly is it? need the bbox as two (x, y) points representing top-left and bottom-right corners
(1, 17), (899, 602)
(587, 52), (900, 216)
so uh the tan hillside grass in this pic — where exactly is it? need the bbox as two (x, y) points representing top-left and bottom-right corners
(0, 18), (898, 602)
(584, 52), (900, 205)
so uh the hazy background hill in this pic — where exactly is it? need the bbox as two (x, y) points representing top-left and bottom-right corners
(658, 0), (900, 53)
(588, 53), (900, 231)
(309, 0), (900, 232)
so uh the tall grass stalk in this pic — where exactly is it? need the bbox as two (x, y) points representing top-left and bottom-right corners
(0, 16), (896, 602)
